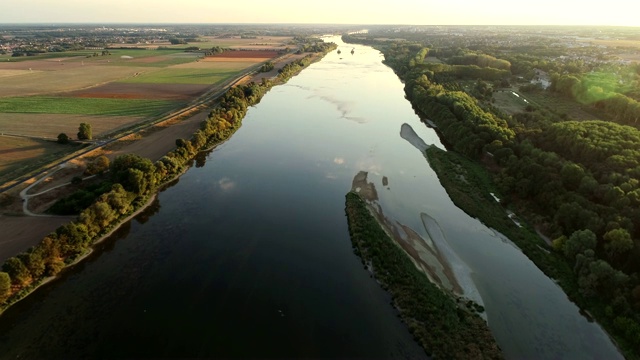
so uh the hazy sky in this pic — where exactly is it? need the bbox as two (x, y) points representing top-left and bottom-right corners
(1, 0), (638, 26)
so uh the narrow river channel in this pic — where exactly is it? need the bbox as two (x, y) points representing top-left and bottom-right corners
(0, 36), (623, 359)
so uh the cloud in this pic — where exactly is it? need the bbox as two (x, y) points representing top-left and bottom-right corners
(218, 177), (236, 191)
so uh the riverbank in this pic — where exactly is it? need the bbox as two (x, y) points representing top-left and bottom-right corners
(345, 191), (502, 359)
(423, 146), (631, 358)
(0, 43), (338, 314)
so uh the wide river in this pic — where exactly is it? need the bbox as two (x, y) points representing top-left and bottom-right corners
(0, 36), (623, 359)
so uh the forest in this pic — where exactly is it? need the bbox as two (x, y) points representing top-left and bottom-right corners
(343, 31), (640, 357)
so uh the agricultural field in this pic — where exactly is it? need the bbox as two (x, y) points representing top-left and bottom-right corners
(520, 91), (599, 120)
(0, 114), (143, 139)
(161, 36), (293, 50)
(492, 90), (530, 114)
(0, 96), (180, 117)
(0, 136), (79, 184)
(118, 67), (248, 85)
(68, 83), (210, 100)
(0, 39), (282, 188)
(0, 65), (150, 97)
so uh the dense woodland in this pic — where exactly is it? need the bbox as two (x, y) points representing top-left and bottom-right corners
(343, 31), (640, 357)
(0, 41), (336, 309)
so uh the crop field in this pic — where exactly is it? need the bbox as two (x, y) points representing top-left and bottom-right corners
(208, 50), (280, 58)
(164, 36), (293, 50)
(520, 91), (599, 120)
(123, 54), (202, 67)
(172, 60), (259, 70)
(0, 97), (181, 117)
(118, 67), (249, 85)
(0, 69), (33, 78)
(69, 83), (210, 100)
(0, 136), (78, 183)
(492, 90), (529, 114)
(0, 114), (143, 138)
(0, 65), (149, 97)
(0, 42), (274, 186)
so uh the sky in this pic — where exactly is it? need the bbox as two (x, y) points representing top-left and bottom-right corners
(1, 0), (638, 26)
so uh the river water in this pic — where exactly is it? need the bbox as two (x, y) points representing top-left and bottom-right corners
(0, 36), (623, 359)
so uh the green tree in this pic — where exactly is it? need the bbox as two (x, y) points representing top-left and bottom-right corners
(77, 123), (92, 140)
(2, 257), (31, 286)
(86, 155), (110, 175)
(563, 229), (597, 262)
(57, 133), (69, 144)
(604, 228), (634, 261)
(0, 272), (11, 302)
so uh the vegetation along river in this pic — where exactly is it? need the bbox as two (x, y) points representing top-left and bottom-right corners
(0, 36), (623, 359)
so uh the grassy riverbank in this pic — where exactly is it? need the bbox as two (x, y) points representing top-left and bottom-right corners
(345, 191), (503, 359)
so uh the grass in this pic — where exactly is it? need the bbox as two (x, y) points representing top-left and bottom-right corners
(0, 96), (182, 117)
(117, 67), (247, 85)
(492, 90), (529, 114)
(521, 91), (599, 120)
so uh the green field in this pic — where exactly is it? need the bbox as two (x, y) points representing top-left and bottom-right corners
(522, 91), (599, 120)
(0, 97), (182, 117)
(492, 90), (530, 114)
(118, 67), (247, 85)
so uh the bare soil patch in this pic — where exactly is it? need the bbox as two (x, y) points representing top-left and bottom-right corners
(0, 113), (143, 138)
(0, 136), (73, 181)
(171, 60), (258, 70)
(202, 57), (270, 63)
(106, 109), (209, 162)
(0, 69), (34, 78)
(0, 58), (86, 71)
(190, 36), (292, 49)
(0, 215), (73, 262)
(0, 64), (149, 97)
(68, 83), (210, 100)
(128, 56), (173, 64)
(207, 50), (279, 59)
(244, 53), (309, 83)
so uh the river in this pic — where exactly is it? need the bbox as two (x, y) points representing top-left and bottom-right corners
(0, 36), (623, 359)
